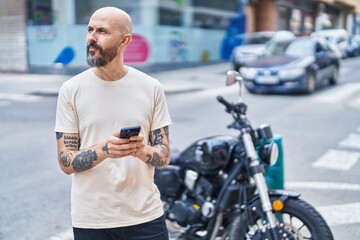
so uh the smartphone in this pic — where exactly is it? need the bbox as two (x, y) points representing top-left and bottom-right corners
(119, 125), (141, 139)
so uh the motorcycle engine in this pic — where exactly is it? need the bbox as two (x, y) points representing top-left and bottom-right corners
(165, 170), (225, 227)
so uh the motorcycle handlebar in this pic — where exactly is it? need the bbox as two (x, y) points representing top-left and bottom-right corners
(217, 96), (233, 112)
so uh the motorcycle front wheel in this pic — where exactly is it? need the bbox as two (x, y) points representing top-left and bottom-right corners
(226, 198), (334, 240)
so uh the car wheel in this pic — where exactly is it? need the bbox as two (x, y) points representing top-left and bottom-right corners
(329, 67), (339, 85)
(305, 73), (316, 94)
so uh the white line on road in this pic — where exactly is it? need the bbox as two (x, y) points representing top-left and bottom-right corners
(312, 82), (360, 103)
(0, 93), (42, 102)
(317, 202), (360, 226)
(286, 181), (360, 226)
(46, 228), (73, 240)
(286, 181), (360, 191)
(339, 133), (360, 150)
(312, 149), (360, 171)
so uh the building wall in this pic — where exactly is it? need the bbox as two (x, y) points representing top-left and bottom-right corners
(25, 0), (242, 69)
(0, 0), (28, 72)
(256, 0), (277, 31)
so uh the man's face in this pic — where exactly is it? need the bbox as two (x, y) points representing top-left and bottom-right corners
(86, 41), (117, 67)
(86, 14), (122, 67)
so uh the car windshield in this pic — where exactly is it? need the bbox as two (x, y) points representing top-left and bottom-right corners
(264, 40), (292, 55)
(265, 38), (313, 57)
(244, 34), (273, 44)
(285, 39), (314, 57)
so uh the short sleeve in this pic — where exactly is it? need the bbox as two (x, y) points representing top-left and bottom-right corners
(54, 84), (79, 133)
(151, 84), (172, 131)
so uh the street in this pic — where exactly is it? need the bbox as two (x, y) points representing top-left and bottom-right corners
(1, 58), (360, 240)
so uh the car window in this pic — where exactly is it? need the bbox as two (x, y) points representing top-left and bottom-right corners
(317, 39), (330, 52)
(264, 40), (292, 55)
(244, 34), (273, 44)
(284, 39), (314, 57)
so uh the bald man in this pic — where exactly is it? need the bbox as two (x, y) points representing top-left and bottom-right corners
(55, 7), (171, 240)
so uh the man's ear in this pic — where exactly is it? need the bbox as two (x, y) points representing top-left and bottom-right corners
(120, 34), (132, 47)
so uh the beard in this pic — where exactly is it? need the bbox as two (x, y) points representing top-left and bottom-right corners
(86, 42), (117, 67)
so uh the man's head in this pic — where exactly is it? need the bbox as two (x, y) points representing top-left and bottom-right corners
(86, 7), (132, 68)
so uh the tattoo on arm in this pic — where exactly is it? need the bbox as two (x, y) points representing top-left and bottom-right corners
(59, 151), (72, 167)
(146, 152), (166, 167)
(56, 132), (63, 140)
(72, 150), (98, 172)
(64, 135), (80, 150)
(146, 126), (170, 167)
(152, 129), (164, 145)
(150, 126), (169, 146)
(102, 143), (109, 154)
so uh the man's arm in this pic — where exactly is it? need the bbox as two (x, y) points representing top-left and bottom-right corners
(131, 126), (170, 168)
(56, 131), (139, 174)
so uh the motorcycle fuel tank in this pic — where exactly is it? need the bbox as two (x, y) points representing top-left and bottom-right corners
(178, 135), (237, 175)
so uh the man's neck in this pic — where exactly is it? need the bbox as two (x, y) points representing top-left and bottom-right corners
(92, 64), (128, 81)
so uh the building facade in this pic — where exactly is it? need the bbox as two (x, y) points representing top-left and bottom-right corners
(0, 0), (359, 73)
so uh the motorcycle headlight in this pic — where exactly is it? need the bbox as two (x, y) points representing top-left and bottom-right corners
(278, 68), (305, 80)
(240, 67), (258, 79)
(259, 141), (279, 166)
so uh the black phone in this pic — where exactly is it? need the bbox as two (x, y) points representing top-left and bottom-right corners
(119, 125), (141, 139)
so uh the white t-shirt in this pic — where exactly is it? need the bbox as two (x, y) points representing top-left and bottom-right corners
(55, 67), (172, 229)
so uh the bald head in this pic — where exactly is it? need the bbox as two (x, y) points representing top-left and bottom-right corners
(90, 7), (132, 34)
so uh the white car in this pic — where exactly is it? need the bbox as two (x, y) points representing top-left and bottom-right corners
(313, 29), (349, 58)
(231, 31), (295, 71)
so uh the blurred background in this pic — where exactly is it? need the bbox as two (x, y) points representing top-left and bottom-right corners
(1, 0), (360, 74)
(1, 1), (360, 240)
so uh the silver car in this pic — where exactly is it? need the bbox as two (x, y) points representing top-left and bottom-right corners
(231, 31), (295, 71)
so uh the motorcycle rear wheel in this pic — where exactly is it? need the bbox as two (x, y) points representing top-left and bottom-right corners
(226, 198), (334, 240)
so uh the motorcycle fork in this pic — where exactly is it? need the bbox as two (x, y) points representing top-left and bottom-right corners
(242, 132), (281, 240)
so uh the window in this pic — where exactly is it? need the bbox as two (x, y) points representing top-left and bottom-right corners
(74, 0), (140, 24)
(159, 7), (182, 26)
(193, 0), (237, 11)
(26, 0), (53, 25)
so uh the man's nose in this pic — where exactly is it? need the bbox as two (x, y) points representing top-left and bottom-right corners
(87, 31), (97, 43)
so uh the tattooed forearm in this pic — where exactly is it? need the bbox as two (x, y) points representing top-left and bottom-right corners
(59, 151), (72, 167)
(72, 150), (98, 172)
(102, 143), (109, 154)
(146, 152), (166, 167)
(160, 145), (169, 158)
(64, 135), (79, 149)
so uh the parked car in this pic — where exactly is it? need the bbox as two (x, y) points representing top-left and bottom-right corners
(313, 29), (349, 58)
(346, 35), (360, 57)
(231, 31), (274, 71)
(240, 36), (340, 94)
(230, 31), (295, 71)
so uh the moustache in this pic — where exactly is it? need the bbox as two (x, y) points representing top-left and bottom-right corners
(87, 42), (103, 52)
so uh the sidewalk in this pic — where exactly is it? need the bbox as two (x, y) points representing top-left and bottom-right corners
(0, 62), (231, 97)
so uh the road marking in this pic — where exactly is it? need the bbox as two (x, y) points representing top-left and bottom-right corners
(312, 82), (360, 103)
(316, 202), (360, 226)
(312, 149), (360, 171)
(0, 93), (42, 102)
(286, 181), (360, 226)
(46, 228), (73, 240)
(339, 133), (360, 150)
(286, 181), (360, 191)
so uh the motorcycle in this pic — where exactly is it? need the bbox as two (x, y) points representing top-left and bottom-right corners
(155, 70), (334, 240)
